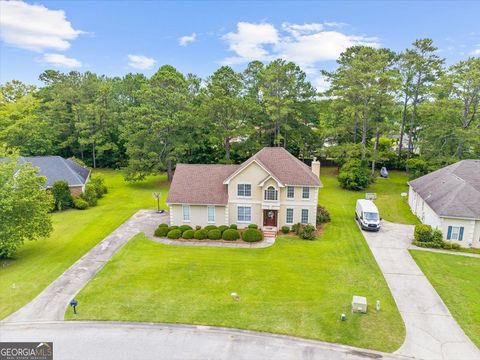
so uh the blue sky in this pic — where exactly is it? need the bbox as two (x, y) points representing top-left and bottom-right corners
(1, 0), (479, 89)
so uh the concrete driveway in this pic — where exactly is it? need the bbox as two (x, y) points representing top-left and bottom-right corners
(361, 221), (480, 360)
(0, 321), (410, 360)
(3, 210), (168, 322)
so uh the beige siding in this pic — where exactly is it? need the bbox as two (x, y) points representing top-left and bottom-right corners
(169, 204), (227, 227)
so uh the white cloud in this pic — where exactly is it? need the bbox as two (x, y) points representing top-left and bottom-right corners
(127, 54), (156, 70)
(0, 0), (82, 52)
(470, 46), (480, 56)
(40, 53), (82, 68)
(221, 21), (379, 67)
(179, 33), (197, 46)
(222, 22), (279, 64)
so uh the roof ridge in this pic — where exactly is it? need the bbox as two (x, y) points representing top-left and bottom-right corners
(62, 158), (85, 184)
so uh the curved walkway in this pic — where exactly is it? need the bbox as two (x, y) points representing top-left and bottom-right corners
(361, 221), (480, 360)
(149, 236), (275, 248)
(2, 210), (166, 322)
(0, 321), (410, 360)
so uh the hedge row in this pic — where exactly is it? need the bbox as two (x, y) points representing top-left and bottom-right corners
(153, 223), (263, 242)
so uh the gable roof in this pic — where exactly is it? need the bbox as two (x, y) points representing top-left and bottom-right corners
(409, 160), (480, 219)
(167, 164), (239, 205)
(224, 147), (322, 187)
(16, 156), (90, 188)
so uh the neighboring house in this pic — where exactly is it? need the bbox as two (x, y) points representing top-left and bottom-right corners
(167, 147), (322, 229)
(408, 159), (480, 248)
(10, 156), (91, 195)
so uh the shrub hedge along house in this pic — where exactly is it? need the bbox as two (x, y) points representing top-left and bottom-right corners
(166, 147), (322, 230)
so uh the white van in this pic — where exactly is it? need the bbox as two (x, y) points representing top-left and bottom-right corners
(356, 199), (381, 231)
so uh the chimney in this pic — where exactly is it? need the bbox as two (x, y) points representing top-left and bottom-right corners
(311, 157), (320, 179)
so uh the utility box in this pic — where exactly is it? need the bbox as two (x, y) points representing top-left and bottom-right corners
(352, 296), (367, 313)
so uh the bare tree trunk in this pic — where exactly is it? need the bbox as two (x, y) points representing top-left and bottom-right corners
(408, 73), (422, 158)
(372, 127), (380, 174)
(224, 137), (231, 160)
(353, 111), (358, 143)
(167, 159), (173, 182)
(92, 141), (96, 169)
(361, 109), (369, 159)
(398, 93), (408, 157)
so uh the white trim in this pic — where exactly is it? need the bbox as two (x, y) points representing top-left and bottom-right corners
(302, 186), (310, 200)
(207, 205), (216, 223)
(286, 208), (294, 225)
(258, 174), (284, 188)
(182, 205), (191, 222)
(223, 158), (284, 186)
(167, 202), (227, 206)
(237, 182), (252, 198)
(301, 208), (309, 224)
(237, 204), (252, 223)
(286, 186), (295, 200)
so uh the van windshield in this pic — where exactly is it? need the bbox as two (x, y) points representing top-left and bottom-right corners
(364, 212), (379, 221)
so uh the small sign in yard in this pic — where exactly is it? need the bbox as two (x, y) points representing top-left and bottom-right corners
(365, 193), (377, 200)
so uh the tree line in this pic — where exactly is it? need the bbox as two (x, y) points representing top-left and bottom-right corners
(1, 38), (479, 181)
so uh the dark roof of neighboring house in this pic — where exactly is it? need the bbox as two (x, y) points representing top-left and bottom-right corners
(15, 156), (90, 188)
(226, 147), (322, 187)
(167, 147), (321, 205)
(409, 159), (480, 219)
(167, 164), (239, 205)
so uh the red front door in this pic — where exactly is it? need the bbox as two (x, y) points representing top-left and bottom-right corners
(263, 210), (277, 227)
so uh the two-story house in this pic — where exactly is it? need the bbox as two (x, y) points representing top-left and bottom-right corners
(166, 147), (322, 229)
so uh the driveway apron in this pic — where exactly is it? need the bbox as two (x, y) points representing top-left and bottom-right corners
(361, 221), (480, 360)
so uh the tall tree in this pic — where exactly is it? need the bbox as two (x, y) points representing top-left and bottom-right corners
(401, 39), (444, 156)
(202, 66), (245, 161)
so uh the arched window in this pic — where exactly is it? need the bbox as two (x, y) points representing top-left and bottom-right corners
(264, 186), (278, 201)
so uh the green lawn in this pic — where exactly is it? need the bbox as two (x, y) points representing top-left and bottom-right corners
(65, 166), (406, 352)
(0, 169), (168, 320)
(410, 250), (480, 348)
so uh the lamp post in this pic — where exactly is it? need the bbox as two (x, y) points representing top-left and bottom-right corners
(153, 192), (162, 213)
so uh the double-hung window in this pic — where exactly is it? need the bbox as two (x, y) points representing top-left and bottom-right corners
(286, 186), (295, 199)
(237, 184), (251, 197)
(447, 226), (464, 241)
(302, 187), (310, 199)
(264, 186), (278, 201)
(207, 205), (215, 223)
(286, 208), (294, 224)
(182, 205), (190, 222)
(238, 206), (252, 222)
(301, 209), (309, 224)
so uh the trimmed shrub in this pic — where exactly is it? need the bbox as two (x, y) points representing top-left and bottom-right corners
(442, 241), (461, 250)
(182, 230), (195, 239)
(204, 225), (218, 232)
(230, 224), (238, 229)
(82, 183), (98, 207)
(52, 180), (73, 211)
(195, 225), (202, 230)
(338, 159), (370, 191)
(158, 223), (169, 228)
(167, 229), (182, 239)
(207, 229), (222, 240)
(154, 226), (169, 237)
(316, 205), (331, 225)
(292, 223), (303, 235)
(90, 176), (108, 198)
(218, 225), (229, 234)
(281, 225), (290, 234)
(72, 196), (88, 210)
(412, 240), (443, 248)
(247, 224), (258, 229)
(414, 224), (434, 242)
(179, 225), (193, 233)
(194, 229), (208, 240)
(242, 228), (263, 242)
(168, 225), (179, 232)
(222, 229), (240, 241)
(299, 224), (316, 240)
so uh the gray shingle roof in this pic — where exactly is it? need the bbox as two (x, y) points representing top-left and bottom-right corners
(409, 160), (480, 219)
(17, 156), (90, 188)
